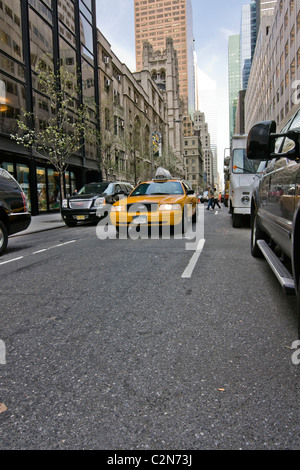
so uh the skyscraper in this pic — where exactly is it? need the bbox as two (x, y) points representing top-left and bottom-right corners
(240, 1), (257, 90)
(134, 0), (195, 117)
(228, 35), (241, 141)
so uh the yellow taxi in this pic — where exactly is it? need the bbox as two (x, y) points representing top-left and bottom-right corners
(110, 168), (197, 232)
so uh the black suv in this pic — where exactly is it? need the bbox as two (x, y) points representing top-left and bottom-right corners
(61, 181), (134, 227)
(0, 168), (31, 255)
(248, 110), (300, 338)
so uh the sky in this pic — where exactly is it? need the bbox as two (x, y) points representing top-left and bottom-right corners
(96, 0), (249, 172)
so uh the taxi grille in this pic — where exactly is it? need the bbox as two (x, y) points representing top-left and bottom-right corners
(126, 203), (158, 213)
(69, 199), (93, 210)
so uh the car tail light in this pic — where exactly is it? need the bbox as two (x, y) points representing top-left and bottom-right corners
(21, 191), (28, 212)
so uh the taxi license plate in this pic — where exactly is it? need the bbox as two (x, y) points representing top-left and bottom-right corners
(76, 215), (86, 220)
(132, 215), (147, 224)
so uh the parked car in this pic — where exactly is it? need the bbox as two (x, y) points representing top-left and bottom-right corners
(110, 168), (197, 232)
(61, 181), (134, 227)
(0, 168), (31, 255)
(199, 190), (209, 203)
(248, 110), (300, 338)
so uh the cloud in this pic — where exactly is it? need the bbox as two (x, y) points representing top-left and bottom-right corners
(220, 27), (238, 39)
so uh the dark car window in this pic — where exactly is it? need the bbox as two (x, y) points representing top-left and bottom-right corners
(0, 169), (19, 190)
(276, 109), (300, 154)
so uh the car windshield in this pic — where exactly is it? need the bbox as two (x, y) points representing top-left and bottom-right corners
(232, 149), (264, 174)
(78, 183), (114, 195)
(130, 181), (184, 196)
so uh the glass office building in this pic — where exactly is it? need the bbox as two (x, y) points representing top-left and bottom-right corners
(0, 0), (99, 215)
(240, 1), (257, 90)
(228, 35), (241, 141)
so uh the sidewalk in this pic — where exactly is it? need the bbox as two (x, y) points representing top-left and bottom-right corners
(11, 212), (65, 237)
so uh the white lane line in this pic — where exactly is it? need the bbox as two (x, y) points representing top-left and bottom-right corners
(33, 249), (47, 254)
(33, 240), (77, 254)
(181, 239), (206, 279)
(0, 256), (24, 266)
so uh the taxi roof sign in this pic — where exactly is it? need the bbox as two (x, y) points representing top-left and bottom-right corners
(153, 167), (172, 181)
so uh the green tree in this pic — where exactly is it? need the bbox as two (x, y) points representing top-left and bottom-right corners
(11, 59), (95, 201)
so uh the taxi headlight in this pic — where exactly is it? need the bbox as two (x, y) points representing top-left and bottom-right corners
(159, 203), (181, 211)
(111, 205), (125, 212)
(94, 197), (106, 207)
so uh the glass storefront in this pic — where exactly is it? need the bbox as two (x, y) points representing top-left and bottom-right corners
(36, 166), (47, 212)
(48, 169), (60, 210)
(17, 164), (31, 211)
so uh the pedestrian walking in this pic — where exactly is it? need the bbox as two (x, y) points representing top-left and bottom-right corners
(206, 188), (214, 210)
(213, 188), (221, 210)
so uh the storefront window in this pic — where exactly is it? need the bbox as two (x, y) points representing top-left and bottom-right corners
(17, 164), (31, 212)
(0, 162), (14, 174)
(48, 169), (60, 210)
(36, 167), (47, 212)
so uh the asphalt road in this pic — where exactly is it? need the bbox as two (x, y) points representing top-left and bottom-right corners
(0, 205), (299, 451)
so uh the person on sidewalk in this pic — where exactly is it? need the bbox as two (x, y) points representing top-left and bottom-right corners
(206, 188), (214, 211)
(213, 188), (221, 210)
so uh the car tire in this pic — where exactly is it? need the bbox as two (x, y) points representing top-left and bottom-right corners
(297, 277), (300, 340)
(64, 218), (77, 227)
(232, 213), (242, 228)
(192, 207), (197, 223)
(251, 211), (265, 257)
(182, 207), (190, 233)
(0, 220), (8, 256)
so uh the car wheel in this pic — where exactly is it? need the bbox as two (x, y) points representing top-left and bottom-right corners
(192, 207), (197, 223)
(297, 278), (300, 340)
(0, 220), (8, 256)
(232, 213), (242, 228)
(64, 218), (77, 227)
(251, 211), (265, 257)
(182, 207), (190, 233)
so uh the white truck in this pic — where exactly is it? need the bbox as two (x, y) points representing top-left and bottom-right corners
(225, 134), (265, 228)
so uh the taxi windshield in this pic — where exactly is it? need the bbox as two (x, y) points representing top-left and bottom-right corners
(131, 181), (184, 196)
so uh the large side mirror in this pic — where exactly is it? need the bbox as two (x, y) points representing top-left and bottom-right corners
(247, 120), (276, 160)
(224, 156), (230, 167)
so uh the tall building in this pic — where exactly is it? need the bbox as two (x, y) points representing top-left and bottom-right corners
(259, 0), (277, 18)
(228, 35), (241, 141)
(245, 0), (300, 132)
(133, 0), (195, 117)
(197, 69), (218, 184)
(141, 38), (183, 166)
(240, 1), (258, 90)
(193, 111), (213, 187)
(0, 0), (99, 215)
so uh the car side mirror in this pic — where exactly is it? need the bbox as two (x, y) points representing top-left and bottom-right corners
(117, 190), (125, 195)
(186, 189), (194, 195)
(247, 120), (277, 161)
(224, 156), (230, 167)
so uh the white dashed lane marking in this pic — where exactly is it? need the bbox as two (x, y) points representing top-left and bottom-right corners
(1, 240), (77, 265)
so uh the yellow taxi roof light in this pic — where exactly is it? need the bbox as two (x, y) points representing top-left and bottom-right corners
(153, 167), (172, 181)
